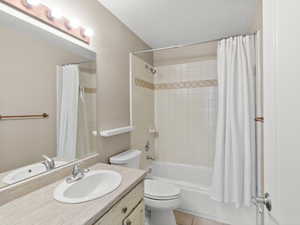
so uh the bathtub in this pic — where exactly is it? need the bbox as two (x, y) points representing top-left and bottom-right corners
(147, 161), (256, 225)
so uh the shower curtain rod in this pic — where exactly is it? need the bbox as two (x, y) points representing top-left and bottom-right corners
(61, 61), (93, 66)
(133, 32), (257, 54)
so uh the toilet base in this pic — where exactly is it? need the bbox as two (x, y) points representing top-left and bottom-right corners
(148, 209), (177, 225)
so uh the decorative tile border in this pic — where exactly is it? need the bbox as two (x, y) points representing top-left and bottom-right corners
(135, 78), (155, 90)
(135, 78), (217, 90)
(155, 79), (218, 90)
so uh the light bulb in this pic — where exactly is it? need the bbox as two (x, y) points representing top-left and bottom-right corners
(48, 8), (63, 20)
(69, 19), (80, 29)
(24, 0), (41, 7)
(83, 28), (94, 37)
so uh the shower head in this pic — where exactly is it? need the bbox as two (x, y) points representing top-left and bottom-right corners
(145, 64), (158, 75)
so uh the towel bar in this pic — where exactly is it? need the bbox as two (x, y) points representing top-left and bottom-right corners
(0, 113), (49, 120)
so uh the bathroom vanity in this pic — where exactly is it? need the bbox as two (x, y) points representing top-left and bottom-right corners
(94, 182), (144, 225)
(0, 163), (146, 225)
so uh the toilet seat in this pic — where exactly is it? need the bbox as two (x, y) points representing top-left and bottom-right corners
(144, 179), (181, 200)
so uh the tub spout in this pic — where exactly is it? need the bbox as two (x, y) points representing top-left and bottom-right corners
(146, 156), (155, 161)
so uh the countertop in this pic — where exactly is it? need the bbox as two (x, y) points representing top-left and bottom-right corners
(0, 158), (69, 189)
(0, 163), (147, 225)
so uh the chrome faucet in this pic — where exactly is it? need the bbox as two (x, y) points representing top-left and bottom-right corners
(146, 156), (155, 161)
(145, 141), (150, 152)
(42, 155), (55, 171)
(66, 164), (90, 184)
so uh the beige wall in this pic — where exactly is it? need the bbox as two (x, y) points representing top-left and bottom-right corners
(130, 55), (155, 169)
(255, 0), (263, 30)
(257, 0), (263, 30)
(41, 0), (153, 162)
(250, 0), (262, 32)
(0, 25), (85, 173)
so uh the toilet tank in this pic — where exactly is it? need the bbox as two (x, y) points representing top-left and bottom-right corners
(109, 150), (142, 168)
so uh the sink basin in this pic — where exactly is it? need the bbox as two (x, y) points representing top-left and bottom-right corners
(53, 170), (122, 204)
(2, 160), (66, 184)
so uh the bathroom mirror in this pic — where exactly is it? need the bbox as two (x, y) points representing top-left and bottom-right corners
(0, 10), (97, 189)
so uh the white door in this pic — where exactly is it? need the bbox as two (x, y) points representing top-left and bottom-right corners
(263, 0), (300, 225)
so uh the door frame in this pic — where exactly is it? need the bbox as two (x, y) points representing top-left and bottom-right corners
(263, 0), (280, 224)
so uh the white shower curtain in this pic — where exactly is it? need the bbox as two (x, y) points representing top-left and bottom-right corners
(57, 65), (79, 161)
(211, 35), (256, 207)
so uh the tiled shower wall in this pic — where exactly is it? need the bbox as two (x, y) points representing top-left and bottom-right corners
(154, 60), (218, 168)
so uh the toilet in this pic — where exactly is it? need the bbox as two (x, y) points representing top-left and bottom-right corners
(110, 150), (181, 225)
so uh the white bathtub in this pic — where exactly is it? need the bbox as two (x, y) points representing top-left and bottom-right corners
(147, 161), (256, 225)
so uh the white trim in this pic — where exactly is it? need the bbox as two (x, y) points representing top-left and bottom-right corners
(100, 126), (134, 137)
(263, 1), (281, 225)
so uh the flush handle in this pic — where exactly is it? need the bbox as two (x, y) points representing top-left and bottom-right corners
(122, 207), (128, 214)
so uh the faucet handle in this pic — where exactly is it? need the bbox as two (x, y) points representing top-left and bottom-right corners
(42, 155), (55, 169)
(66, 164), (90, 183)
(146, 156), (155, 161)
(72, 164), (90, 177)
(72, 164), (81, 176)
(42, 155), (51, 161)
(83, 168), (90, 173)
(145, 141), (150, 152)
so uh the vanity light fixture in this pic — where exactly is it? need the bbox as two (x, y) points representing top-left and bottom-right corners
(1, 0), (92, 44)
(83, 28), (94, 37)
(22, 0), (41, 8)
(47, 8), (63, 20)
(69, 19), (80, 29)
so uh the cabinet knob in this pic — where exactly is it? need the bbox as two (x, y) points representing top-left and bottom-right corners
(122, 207), (128, 214)
(126, 220), (132, 225)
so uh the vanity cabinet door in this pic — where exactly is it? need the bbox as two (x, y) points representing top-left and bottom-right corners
(94, 182), (144, 225)
(123, 201), (144, 225)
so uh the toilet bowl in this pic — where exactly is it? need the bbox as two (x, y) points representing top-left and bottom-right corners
(110, 150), (181, 225)
(144, 179), (181, 225)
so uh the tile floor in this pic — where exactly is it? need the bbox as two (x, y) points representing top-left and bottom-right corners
(174, 210), (228, 225)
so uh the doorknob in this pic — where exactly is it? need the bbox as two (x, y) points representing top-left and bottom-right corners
(255, 193), (272, 212)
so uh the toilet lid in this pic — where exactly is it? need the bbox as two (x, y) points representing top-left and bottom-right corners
(144, 179), (181, 200)
(110, 150), (141, 164)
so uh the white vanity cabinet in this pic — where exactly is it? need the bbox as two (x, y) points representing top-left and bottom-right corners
(94, 181), (144, 225)
(123, 201), (144, 225)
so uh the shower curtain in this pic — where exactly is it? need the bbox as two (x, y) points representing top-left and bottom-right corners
(211, 35), (256, 207)
(57, 65), (79, 161)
